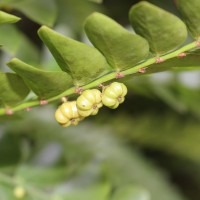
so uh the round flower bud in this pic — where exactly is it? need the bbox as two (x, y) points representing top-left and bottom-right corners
(55, 101), (84, 127)
(76, 89), (103, 117)
(102, 82), (127, 109)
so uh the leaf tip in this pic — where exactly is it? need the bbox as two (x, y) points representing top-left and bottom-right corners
(6, 58), (21, 67)
(0, 11), (21, 24)
(37, 25), (49, 35)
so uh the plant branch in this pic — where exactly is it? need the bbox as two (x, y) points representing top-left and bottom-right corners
(0, 41), (198, 116)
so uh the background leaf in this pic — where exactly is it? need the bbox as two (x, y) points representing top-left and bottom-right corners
(0, 24), (40, 64)
(0, 72), (30, 106)
(1, 0), (57, 26)
(0, 11), (20, 24)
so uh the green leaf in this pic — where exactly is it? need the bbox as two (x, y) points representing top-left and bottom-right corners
(84, 12), (149, 71)
(0, 72), (30, 107)
(56, 0), (103, 34)
(38, 26), (111, 86)
(129, 1), (188, 55)
(0, 24), (40, 64)
(16, 166), (70, 187)
(0, 24), (21, 54)
(175, 0), (200, 39)
(7, 58), (73, 99)
(111, 185), (150, 200)
(0, 11), (20, 24)
(7, 0), (57, 26)
(58, 182), (111, 200)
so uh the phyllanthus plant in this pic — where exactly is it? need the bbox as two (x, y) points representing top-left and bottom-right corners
(1, 1), (200, 121)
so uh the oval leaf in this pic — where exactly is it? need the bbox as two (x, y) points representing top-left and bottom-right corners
(84, 12), (149, 71)
(7, 58), (73, 99)
(175, 0), (200, 39)
(129, 1), (187, 55)
(38, 26), (111, 86)
(111, 185), (150, 200)
(0, 72), (30, 106)
(0, 11), (20, 24)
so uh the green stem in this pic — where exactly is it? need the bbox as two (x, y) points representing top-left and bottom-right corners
(0, 41), (198, 116)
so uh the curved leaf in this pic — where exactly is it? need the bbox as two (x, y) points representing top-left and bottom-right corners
(38, 26), (111, 86)
(7, 58), (73, 99)
(0, 11), (20, 24)
(129, 1), (187, 55)
(175, 0), (200, 39)
(0, 72), (30, 106)
(84, 12), (149, 71)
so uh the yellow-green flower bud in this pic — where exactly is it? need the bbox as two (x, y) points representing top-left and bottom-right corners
(102, 82), (127, 109)
(76, 89), (102, 117)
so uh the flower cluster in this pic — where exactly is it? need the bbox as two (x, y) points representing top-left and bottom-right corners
(55, 82), (127, 127)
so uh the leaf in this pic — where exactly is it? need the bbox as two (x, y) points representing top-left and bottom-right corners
(0, 24), (21, 54)
(0, 72), (30, 106)
(57, 182), (111, 200)
(16, 165), (70, 187)
(7, 58), (73, 99)
(0, 24), (40, 64)
(129, 1), (188, 55)
(56, 0), (103, 34)
(84, 12), (149, 71)
(8, 0), (57, 26)
(0, 11), (20, 24)
(175, 0), (200, 39)
(38, 26), (111, 86)
(111, 185), (150, 200)
(16, 36), (40, 65)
